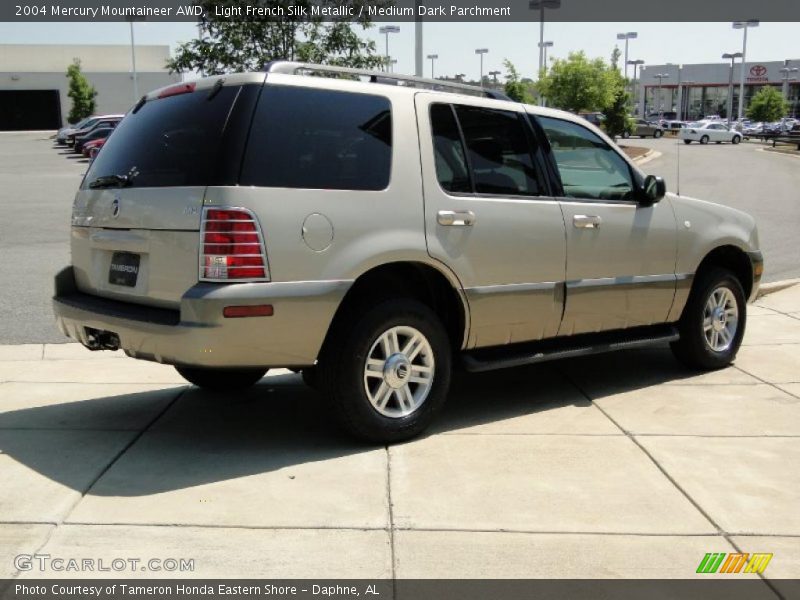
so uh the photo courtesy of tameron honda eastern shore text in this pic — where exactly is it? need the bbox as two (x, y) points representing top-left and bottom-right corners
(52, 62), (764, 443)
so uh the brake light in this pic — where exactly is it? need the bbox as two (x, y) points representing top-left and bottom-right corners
(157, 82), (196, 99)
(200, 207), (270, 282)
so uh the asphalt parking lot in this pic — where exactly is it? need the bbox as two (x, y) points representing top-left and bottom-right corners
(1, 131), (799, 344)
(1, 285), (799, 589)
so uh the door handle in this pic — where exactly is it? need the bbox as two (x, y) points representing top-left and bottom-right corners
(573, 215), (602, 229)
(437, 210), (476, 227)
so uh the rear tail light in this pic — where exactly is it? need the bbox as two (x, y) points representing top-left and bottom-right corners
(199, 207), (270, 282)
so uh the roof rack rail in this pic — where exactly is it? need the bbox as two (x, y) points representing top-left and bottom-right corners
(262, 60), (511, 101)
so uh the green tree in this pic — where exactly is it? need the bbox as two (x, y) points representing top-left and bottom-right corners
(746, 86), (789, 123)
(537, 51), (615, 113)
(65, 59), (97, 124)
(167, 0), (385, 75)
(602, 47), (634, 138)
(503, 59), (534, 103)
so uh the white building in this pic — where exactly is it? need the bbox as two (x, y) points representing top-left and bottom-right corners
(637, 60), (799, 121)
(0, 44), (180, 130)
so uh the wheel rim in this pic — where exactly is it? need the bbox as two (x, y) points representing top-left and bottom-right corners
(363, 325), (435, 418)
(703, 286), (739, 352)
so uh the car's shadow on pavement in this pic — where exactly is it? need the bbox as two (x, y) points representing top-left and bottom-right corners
(0, 346), (716, 497)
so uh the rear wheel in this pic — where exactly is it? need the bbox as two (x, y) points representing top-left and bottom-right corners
(621, 130), (630, 139)
(318, 299), (451, 443)
(700, 135), (710, 144)
(176, 366), (268, 391)
(670, 268), (746, 370)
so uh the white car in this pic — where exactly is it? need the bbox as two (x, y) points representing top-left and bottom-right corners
(680, 122), (743, 145)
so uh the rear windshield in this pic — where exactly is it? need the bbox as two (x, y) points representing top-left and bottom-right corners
(81, 86), (240, 189)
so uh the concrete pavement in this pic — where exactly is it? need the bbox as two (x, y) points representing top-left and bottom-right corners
(0, 285), (798, 587)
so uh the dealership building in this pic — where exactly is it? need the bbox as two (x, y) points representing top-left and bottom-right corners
(0, 44), (180, 130)
(637, 60), (799, 120)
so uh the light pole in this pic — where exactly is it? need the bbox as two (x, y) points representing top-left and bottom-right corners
(538, 41), (553, 72)
(616, 32), (637, 79)
(654, 73), (669, 117)
(628, 59), (644, 114)
(475, 48), (489, 87)
(529, 0), (560, 104)
(722, 52), (743, 124)
(733, 20), (759, 122)
(679, 80), (695, 121)
(489, 70), (501, 85)
(125, 16), (144, 102)
(426, 54), (438, 79)
(379, 25), (400, 72)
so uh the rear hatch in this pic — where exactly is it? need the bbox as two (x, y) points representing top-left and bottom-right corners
(71, 75), (263, 308)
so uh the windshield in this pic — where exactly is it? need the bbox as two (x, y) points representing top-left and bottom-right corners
(81, 86), (241, 190)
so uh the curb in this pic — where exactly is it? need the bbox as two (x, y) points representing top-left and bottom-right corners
(757, 279), (800, 299)
(633, 149), (661, 166)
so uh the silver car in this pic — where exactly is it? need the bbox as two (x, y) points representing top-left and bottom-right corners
(53, 62), (763, 442)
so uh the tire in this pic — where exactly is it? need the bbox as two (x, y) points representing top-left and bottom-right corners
(175, 366), (268, 391)
(621, 130), (630, 139)
(683, 139), (692, 145)
(732, 135), (741, 145)
(654, 130), (663, 138)
(318, 298), (451, 443)
(700, 135), (710, 145)
(670, 268), (747, 370)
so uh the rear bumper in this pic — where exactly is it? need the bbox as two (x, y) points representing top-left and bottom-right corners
(53, 267), (351, 368)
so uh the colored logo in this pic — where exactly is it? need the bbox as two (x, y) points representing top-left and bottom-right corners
(696, 553), (773, 574)
(750, 65), (768, 77)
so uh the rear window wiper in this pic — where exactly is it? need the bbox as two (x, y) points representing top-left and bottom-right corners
(87, 174), (132, 189)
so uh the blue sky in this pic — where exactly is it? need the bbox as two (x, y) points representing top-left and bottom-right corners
(0, 21), (796, 79)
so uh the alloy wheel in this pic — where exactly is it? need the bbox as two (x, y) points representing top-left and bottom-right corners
(702, 286), (739, 352)
(363, 325), (435, 418)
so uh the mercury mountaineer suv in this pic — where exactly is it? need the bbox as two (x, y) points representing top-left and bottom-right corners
(53, 62), (763, 442)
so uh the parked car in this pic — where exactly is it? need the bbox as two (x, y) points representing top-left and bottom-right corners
(67, 116), (123, 146)
(53, 63), (763, 443)
(82, 137), (106, 158)
(56, 116), (96, 145)
(622, 118), (663, 139)
(73, 127), (114, 154)
(679, 122), (743, 144)
(578, 111), (605, 127)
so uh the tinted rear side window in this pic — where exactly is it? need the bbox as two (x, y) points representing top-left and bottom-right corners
(454, 106), (540, 196)
(82, 86), (240, 189)
(240, 86), (392, 191)
(430, 104), (471, 194)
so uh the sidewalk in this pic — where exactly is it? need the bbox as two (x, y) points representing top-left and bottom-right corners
(1, 286), (798, 588)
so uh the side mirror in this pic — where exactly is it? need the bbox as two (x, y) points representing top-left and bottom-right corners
(639, 175), (666, 206)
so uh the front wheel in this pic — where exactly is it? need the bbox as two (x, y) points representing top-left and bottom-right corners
(654, 130), (663, 138)
(700, 135), (710, 144)
(732, 135), (741, 145)
(175, 366), (268, 391)
(318, 299), (451, 443)
(670, 268), (746, 370)
(683, 139), (692, 144)
(621, 130), (630, 139)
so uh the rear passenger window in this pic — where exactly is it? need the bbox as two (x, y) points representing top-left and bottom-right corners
(454, 106), (540, 196)
(241, 86), (391, 191)
(430, 104), (471, 193)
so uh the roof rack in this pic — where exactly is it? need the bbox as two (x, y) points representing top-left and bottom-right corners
(263, 60), (511, 101)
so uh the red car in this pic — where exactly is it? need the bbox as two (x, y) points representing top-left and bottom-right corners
(82, 137), (106, 158)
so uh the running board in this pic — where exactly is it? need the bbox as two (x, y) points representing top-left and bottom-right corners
(462, 325), (679, 373)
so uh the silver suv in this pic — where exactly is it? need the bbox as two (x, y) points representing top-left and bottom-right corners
(53, 62), (763, 442)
